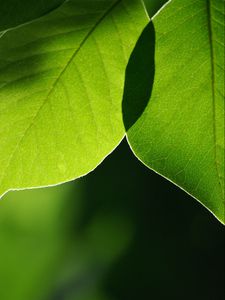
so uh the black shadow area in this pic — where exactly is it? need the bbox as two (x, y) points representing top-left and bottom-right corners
(122, 22), (155, 131)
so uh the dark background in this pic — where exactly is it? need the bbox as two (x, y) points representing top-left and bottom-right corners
(79, 140), (225, 300)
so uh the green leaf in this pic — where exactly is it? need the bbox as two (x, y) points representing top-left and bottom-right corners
(125, 0), (225, 223)
(0, 0), (148, 197)
(0, 0), (66, 32)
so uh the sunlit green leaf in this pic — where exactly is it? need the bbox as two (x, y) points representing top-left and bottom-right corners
(126, 0), (224, 223)
(0, 0), (148, 197)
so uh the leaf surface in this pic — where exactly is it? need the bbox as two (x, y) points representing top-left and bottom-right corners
(0, 0), (65, 31)
(0, 0), (148, 197)
(126, 0), (225, 222)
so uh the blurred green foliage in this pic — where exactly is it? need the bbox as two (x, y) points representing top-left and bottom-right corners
(0, 156), (132, 300)
(0, 141), (224, 300)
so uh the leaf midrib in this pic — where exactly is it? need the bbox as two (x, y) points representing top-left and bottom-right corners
(206, 0), (224, 201)
(0, 0), (121, 187)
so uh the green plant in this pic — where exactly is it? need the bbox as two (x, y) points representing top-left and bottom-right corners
(0, 0), (224, 223)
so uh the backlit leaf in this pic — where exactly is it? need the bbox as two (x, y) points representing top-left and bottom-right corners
(0, 0), (148, 197)
(125, 0), (225, 223)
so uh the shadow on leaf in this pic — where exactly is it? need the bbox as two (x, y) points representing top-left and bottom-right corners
(122, 22), (155, 131)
